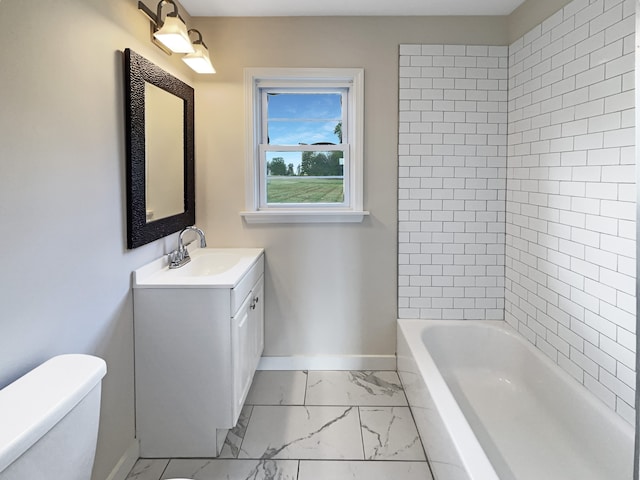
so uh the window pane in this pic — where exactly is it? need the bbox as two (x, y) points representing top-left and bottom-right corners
(266, 151), (344, 204)
(267, 93), (343, 145)
(268, 120), (341, 145)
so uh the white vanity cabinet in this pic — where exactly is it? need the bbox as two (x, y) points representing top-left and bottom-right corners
(231, 273), (264, 421)
(132, 249), (264, 458)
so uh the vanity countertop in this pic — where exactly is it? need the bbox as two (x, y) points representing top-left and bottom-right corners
(133, 246), (264, 289)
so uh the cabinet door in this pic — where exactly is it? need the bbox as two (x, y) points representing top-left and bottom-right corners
(251, 274), (265, 367)
(231, 292), (253, 424)
(231, 274), (265, 426)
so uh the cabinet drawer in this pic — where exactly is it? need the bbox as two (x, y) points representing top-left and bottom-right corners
(231, 254), (264, 314)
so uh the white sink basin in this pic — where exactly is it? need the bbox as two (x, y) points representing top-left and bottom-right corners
(133, 247), (264, 288)
(171, 251), (244, 277)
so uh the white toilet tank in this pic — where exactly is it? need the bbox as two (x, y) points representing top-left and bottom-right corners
(0, 354), (107, 480)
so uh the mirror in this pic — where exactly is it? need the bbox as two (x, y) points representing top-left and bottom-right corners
(144, 82), (185, 222)
(124, 48), (195, 249)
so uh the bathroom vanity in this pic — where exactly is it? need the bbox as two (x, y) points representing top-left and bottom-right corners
(132, 247), (264, 458)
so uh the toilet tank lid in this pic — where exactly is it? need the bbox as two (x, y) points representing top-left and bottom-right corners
(0, 354), (107, 473)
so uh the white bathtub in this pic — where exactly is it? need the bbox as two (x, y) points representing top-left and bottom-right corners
(397, 319), (634, 480)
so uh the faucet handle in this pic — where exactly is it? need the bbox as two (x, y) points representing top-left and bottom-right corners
(168, 247), (191, 269)
(168, 249), (180, 264)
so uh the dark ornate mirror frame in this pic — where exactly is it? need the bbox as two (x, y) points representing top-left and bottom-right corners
(124, 48), (195, 249)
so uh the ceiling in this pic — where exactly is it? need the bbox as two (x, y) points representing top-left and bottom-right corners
(180, 0), (527, 17)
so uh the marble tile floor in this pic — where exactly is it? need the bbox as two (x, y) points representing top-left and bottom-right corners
(125, 370), (434, 480)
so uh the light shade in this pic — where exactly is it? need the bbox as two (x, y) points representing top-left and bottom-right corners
(153, 14), (194, 54)
(182, 43), (216, 74)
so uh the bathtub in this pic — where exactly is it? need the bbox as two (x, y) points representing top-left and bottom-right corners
(397, 319), (634, 480)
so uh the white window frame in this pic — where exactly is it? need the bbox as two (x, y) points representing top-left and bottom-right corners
(241, 67), (368, 224)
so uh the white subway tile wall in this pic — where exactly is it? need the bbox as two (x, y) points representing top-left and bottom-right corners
(398, 44), (509, 322)
(398, 0), (635, 424)
(506, 0), (635, 424)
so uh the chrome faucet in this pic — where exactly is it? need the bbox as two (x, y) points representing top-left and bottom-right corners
(169, 226), (207, 269)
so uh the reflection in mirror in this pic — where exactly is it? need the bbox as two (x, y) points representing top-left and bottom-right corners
(144, 83), (185, 222)
(124, 48), (195, 249)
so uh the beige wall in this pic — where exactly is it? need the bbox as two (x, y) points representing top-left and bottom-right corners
(192, 16), (509, 359)
(0, 1), (193, 479)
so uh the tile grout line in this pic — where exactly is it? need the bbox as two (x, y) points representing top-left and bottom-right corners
(356, 405), (367, 462)
(302, 370), (309, 406)
(157, 458), (170, 480)
(397, 373), (435, 479)
(235, 405), (255, 459)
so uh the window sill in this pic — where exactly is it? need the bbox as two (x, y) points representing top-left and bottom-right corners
(240, 210), (369, 224)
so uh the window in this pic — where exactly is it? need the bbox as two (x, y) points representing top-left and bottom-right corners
(242, 68), (367, 223)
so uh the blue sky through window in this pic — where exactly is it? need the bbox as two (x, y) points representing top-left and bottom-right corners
(266, 93), (342, 172)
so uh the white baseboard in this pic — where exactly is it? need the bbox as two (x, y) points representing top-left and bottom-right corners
(104, 438), (139, 480)
(257, 355), (396, 371)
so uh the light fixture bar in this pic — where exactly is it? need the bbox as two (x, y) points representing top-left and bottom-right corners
(137, 1), (157, 23)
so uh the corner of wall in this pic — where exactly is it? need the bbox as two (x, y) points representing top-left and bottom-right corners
(507, 0), (574, 44)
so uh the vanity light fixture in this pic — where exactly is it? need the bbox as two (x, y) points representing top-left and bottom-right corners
(138, 1), (216, 74)
(138, 0), (194, 54)
(182, 29), (216, 74)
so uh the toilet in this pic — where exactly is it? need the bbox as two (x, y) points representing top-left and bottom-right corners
(0, 354), (191, 480)
(0, 354), (107, 480)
